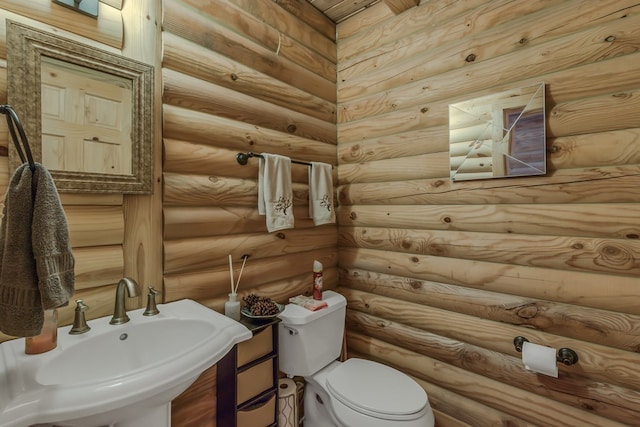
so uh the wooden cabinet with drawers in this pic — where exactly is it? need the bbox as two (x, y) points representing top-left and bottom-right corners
(217, 317), (280, 427)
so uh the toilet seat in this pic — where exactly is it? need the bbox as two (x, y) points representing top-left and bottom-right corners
(325, 358), (428, 421)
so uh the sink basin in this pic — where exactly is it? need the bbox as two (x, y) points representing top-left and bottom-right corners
(0, 299), (252, 427)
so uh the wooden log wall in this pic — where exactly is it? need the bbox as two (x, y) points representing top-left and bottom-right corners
(337, 1), (640, 426)
(0, 0), (163, 344)
(161, 0), (337, 424)
(161, 0), (338, 313)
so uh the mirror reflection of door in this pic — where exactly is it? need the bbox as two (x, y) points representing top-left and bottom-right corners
(40, 56), (133, 176)
(504, 107), (545, 176)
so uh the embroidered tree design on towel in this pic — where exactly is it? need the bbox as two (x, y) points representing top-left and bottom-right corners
(309, 162), (335, 226)
(275, 196), (292, 215)
(320, 194), (332, 212)
(258, 153), (294, 232)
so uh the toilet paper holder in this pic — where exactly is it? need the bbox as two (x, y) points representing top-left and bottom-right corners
(513, 336), (579, 366)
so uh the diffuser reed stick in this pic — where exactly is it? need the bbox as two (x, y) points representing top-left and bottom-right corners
(234, 255), (248, 294)
(228, 254), (235, 295)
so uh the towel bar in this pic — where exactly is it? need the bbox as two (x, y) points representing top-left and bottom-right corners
(236, 152), (331, 168)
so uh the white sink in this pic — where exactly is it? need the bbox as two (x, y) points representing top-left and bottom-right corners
(0, 299), (252, 427)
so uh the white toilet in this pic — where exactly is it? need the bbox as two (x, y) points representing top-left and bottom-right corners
(278, 291), (435, 427)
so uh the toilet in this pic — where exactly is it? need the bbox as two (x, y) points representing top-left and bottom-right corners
(278, 291), (435, 427)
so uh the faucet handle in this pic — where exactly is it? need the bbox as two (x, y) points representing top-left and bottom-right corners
(143, 287), (160, 316)
(69, 299), (91, 334)
(75, 299), (89, 311)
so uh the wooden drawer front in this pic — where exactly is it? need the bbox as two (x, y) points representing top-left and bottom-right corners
(237, 358), (274, 404)
(236, 393), (276, 427)
(237, 326), (273, 367)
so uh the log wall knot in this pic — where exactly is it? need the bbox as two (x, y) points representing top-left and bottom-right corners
(465, 53), (477, 62)
(595, 243), (633, 268)
(625, 233), (639, 239)
(409, 279), (422, 289)
(518, 37), (528, 45)
(349, 211), (357, 220)
(286, 124), (297, 133)
(604, 35), (616, 42)
(463, 349), (483, 363)
(549, 144), (561, 153)
(230, 73), (238, 81)
(513, 303), (539, 319)
(401, 237), (412, 249)
(443, 216), (452, 223)
(428, 243), (446, 256)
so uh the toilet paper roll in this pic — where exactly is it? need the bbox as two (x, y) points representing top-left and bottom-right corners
(522, 341), (558, 378)
(278, 378), (298, 427)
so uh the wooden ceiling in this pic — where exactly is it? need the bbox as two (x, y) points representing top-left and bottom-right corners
(306, 0), (419, 23)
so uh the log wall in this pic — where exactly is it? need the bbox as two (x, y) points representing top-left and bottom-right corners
(161, 0), (338, 314)
(337, 1), (640, 425)
(161, 0), (337, 423)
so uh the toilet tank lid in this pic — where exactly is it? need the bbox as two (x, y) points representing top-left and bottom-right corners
(278, 291), (346, 325)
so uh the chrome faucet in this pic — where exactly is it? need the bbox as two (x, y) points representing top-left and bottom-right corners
(109, 277), (140, 325)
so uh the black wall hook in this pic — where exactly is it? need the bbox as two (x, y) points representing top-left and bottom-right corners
(0, 105), (35, 172)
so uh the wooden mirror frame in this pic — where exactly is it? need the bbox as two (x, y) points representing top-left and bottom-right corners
(6, 21), (154, 194)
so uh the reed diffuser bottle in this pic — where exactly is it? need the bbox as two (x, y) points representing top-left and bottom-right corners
(225, 293), (241, 321)
(225, 254), (248, 321)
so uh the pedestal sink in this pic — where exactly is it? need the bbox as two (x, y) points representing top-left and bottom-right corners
(0, 299), (252, 427)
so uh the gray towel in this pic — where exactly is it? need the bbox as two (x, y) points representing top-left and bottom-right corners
(0, 163), (75, 337)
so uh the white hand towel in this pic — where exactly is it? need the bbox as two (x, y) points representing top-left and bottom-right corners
(309, 162), (335, 226)
(258, 153), (294, 232)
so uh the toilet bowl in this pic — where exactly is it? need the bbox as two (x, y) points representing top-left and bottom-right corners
(304, 359), (434, 427)
(278, 291), (434, 427)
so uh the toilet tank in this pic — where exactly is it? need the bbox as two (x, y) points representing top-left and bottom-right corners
(278, 291), (347, 377)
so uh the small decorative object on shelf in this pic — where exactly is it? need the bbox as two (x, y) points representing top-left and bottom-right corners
(225, 293), (241, 321)
(242, 294), (283, 319)
(226, 254), (250, 321)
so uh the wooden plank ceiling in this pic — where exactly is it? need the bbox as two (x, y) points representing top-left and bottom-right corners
(306, 0), (419, 23)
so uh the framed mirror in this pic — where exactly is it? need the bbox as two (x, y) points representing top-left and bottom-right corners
(6, 21), (154, 193)
(449, 83), (546, 181)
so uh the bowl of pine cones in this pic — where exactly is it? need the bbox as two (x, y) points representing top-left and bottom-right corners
(241, 293), (284, 319)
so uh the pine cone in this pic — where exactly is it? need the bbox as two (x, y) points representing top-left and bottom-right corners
(243, 293), (279, 316)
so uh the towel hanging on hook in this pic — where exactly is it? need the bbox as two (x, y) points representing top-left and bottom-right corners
(0, 104), (36, 172)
